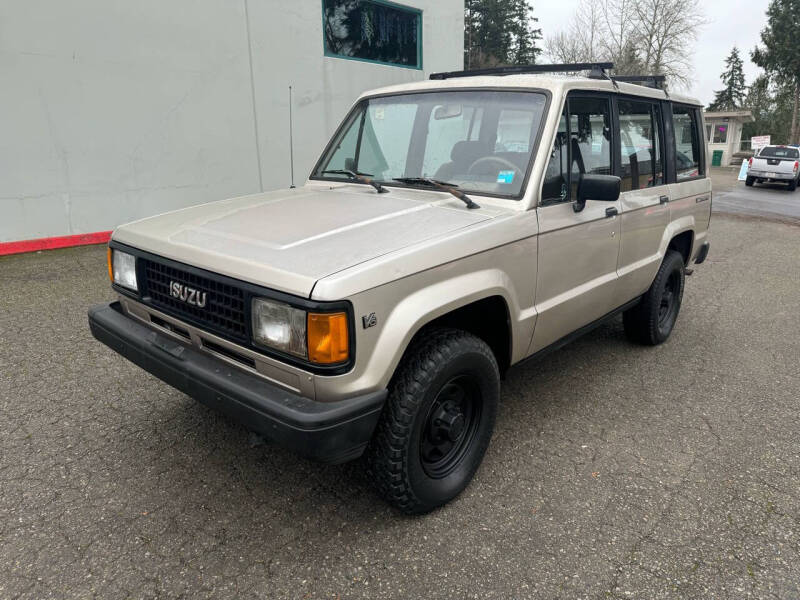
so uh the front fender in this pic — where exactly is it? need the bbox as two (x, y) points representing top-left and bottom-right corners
(371, 269), (525, 390)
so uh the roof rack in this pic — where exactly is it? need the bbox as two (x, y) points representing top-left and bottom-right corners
(612, 75), (667, 89)
(429, 62), (615, 81)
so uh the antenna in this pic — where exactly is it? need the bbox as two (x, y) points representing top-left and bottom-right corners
(288, 85), (296, 189)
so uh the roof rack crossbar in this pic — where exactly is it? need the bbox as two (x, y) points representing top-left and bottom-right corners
(429, 62), (615, 81)
(612, 75), (667, 89)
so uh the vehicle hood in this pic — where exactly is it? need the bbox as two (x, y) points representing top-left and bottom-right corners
(112, 185), (493, 298)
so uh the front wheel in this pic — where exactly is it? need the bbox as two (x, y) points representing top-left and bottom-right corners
(365, 329), (499, 514)
(623, 250), (686, 345)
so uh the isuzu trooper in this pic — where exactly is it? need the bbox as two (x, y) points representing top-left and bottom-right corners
(89, 63), (711, 513)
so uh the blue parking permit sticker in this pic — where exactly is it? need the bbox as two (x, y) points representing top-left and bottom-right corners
(497, 170), (515, 184)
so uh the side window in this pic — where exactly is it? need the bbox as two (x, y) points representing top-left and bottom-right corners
(568, 96), (612, 200)
(541, 95), (612, 204)
(618, 99), (664, 191)
(671, 106), (703, 180)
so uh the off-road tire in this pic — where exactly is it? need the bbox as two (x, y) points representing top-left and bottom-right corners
(745, 176), (754, 187)
(365, 329), (499, 514)
(623, 250), (686, 346)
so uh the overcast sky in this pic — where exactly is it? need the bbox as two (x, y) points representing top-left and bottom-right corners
(534, 0), (769, 105)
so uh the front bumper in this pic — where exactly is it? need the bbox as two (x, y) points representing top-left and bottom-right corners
(88, 302), (386, 464)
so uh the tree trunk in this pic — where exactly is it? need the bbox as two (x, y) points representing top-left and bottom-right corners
(792, 79), (800, 145)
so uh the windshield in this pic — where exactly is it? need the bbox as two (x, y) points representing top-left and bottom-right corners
(759, 146), (799, 159)
(313, 90), (548, 198)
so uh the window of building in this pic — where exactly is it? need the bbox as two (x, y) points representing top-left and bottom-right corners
(672, 106), (704, 180)
(618, 99), (664, 191)
(323, 0), (422, 69)
(712, 123), (728, 144)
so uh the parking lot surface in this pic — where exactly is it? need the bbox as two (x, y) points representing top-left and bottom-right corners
(711, 167), (800, 223)
(1, 212), (799, 599)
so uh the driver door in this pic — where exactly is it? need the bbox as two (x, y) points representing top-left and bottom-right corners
(530, 93), (622, 353)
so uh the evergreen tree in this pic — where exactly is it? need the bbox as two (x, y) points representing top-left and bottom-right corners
(465, 0), (542, 68)
(509, 1), (543, 65)
(752, 0), (800, 143)
(707, 47), (747, 111)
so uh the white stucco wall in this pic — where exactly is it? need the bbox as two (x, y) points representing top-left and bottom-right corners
(0, 0), (463, 243)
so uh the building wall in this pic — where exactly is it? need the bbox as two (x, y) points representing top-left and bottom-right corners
(0, 0), (463, 243)
(704, 117), (745, 167)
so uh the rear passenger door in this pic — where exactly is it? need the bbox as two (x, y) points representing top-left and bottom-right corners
(531, 93), (622, 354)
(668, 104), (712, 244)
(614, 97), (671, 305)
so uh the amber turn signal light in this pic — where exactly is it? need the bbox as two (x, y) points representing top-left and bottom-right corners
(307, 312), (349, 364)
(107, 247), (114, 282)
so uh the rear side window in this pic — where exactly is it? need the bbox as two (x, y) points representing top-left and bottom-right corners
(759, 146), (799, 159)
(618, 99), (664, 190)
(671, 106), (704, 181)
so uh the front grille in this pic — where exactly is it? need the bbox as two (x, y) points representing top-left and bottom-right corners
(141, 259), (248, 342)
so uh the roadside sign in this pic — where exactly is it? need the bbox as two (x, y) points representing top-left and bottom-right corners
(751, 135), (771, 150)
(738, 160), (748, 181)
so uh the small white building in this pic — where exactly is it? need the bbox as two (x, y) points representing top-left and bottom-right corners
(702, 110), (754, 167)
(0, 0), (463, 249)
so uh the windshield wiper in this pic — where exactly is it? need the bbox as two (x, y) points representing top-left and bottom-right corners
(392, 177), (480, 209)
(321, 169), (387, 193)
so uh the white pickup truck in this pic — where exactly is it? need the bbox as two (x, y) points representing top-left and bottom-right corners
(746, 145), (800, 190)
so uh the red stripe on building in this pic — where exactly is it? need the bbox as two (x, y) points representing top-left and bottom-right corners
(0, 231), (112, 256)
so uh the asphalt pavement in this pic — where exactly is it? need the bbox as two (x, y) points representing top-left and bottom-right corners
(1, 210), (799, 599)
(711, 166), (800, 223)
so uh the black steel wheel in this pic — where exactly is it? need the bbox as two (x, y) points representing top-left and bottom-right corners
(657, 269), (681, 335)
(419, 375), (482, 479)
(623, 250), (685, 345)
(366, 329), (499, 514)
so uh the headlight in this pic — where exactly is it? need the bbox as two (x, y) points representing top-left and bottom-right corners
(252, 298), (307, 358)
(251, 297), (350, 364)
(109, 249), (138, 291)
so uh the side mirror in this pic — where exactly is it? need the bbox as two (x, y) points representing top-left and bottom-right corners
(573, 174), (621, 213)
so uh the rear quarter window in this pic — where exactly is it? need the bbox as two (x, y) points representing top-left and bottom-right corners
(671, 105), (704, 181)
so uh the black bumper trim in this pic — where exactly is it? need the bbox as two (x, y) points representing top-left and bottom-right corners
(88, 302), (386, 464)
(694, 241), (710, 264)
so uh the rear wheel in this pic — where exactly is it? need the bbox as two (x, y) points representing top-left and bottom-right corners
(623, 250), (686, 345)
(745, 176), (754, 187)
(789, 178), (798, 191)
(365, 329), (499, 514)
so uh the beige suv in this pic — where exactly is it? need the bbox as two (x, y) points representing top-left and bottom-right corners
(89, 63), (711, 513)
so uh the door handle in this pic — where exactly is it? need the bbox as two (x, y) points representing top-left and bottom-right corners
(605, 207), (618, 218)
(696, 196), (709, 203)
(659, 195), (669, 204)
